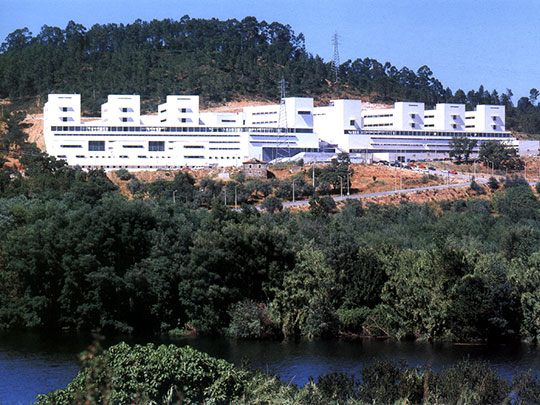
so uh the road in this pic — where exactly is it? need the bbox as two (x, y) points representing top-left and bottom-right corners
(282, 172), (483, 208)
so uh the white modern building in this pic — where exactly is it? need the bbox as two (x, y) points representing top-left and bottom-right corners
(44, 94), (319, 170)
(314, 100), (517, 162)
(43, 94), (518, 169)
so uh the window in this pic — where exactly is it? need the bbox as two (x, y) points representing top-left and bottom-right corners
(149, 141), (165, 152)
(181, 108), (187, 113)
(350, 119), (355, 126)
(61, 144), (82, 148)
(122, 107), (128, 112)
(61, 107), (68, 112)
(61, 117), (68, 122)
(121, 117), (128, 122)
(184, 145), (204, 149)
(298, 111), (311, 115)
(123, 145), (144, 148)
(411, 114), (416, 119)
(181, 118), (187, 123)
(88, 141), (105, 151)
(452, 124), (457, 129)
(492, 116), (497, 121)
(411, 123), (415, 128)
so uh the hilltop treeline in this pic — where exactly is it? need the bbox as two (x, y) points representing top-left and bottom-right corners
(0, 16), (539, 133)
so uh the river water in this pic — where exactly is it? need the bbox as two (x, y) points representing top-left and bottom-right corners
(1, 332), (540, 403)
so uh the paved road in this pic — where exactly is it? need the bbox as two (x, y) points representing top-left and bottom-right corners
(282, 176), (480, 208)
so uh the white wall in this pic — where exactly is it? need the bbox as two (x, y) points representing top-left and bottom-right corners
(158, 95), (200, 125)
(425, 104), (465, 131)
(102, 95), (141, 124)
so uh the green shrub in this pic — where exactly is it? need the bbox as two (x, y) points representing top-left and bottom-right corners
(261, 196), (282, 213)
(512, 370), (540, 404)
(37, 342), (250, 404)
(437, 361), (510, 404)
(358, 360), (425, 404)
(336, 307), (371, 333)
(114, 168), (132, 181)
(488, 176), (500, 190)
(227, 300), (277, 339)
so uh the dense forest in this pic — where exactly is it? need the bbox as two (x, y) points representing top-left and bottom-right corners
(0, 16), (539, 134)
(1, 115), (540, 345)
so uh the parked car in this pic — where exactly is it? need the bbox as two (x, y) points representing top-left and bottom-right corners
(428, 167), (436, 171)
(450, 170), (458, 174)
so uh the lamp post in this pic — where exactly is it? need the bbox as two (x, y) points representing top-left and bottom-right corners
(312, 160), (316, 189)
(292, 178), (296, 203)
(394, 164), (397, 191)
(338, 176), (343, 198)
(234, 184), (239, 209)
(173, 189), (177, 204)
(347, 171), (350, 195)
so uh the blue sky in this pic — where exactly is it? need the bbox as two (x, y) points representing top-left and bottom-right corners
(1, 0), (539, 101)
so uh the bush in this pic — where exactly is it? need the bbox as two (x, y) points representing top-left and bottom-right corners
(358, 360), (425, 404)
(512, 371), (540, 404)
(37, 342), (250, 404)
(469, 178), (485, 194)
(336, 307), (371, 333)
(126, 178), (141, 194)
(437, 361), (510, 404)
(114, 168), (132, 181)
(488, 176), (500, 190)
(227, 300), (277, 339)
(261, 196), (282, 213)
(504, 175), (529, 188)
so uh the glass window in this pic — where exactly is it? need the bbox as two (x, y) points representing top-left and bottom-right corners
(88, 141), (105, 151)
(149, 141), (165, 152)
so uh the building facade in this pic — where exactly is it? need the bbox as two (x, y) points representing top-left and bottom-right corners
(314, 100), (516, 162)
(44, 94), (518, 169)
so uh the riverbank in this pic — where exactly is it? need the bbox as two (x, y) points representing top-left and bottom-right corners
(35, 338), (540, 404)
(2, 331), (540, 403)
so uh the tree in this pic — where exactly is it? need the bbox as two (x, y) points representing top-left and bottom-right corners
(479, 140), (523, 171)
(487, 176), (499, 190)
(530, 88), (539, 105)
(449, 134), (477, 163)
(272, 246), (338, 338)
(261, 196), (282, 213)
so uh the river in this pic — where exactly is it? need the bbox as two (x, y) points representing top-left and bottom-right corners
(1, 332), (540, 403)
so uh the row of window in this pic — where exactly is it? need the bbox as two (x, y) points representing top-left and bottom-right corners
(363, 113), (393, 118)
(345, 129), (512, 138)
(62, 141), (166, 151)
(51, 126), (313, 134)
